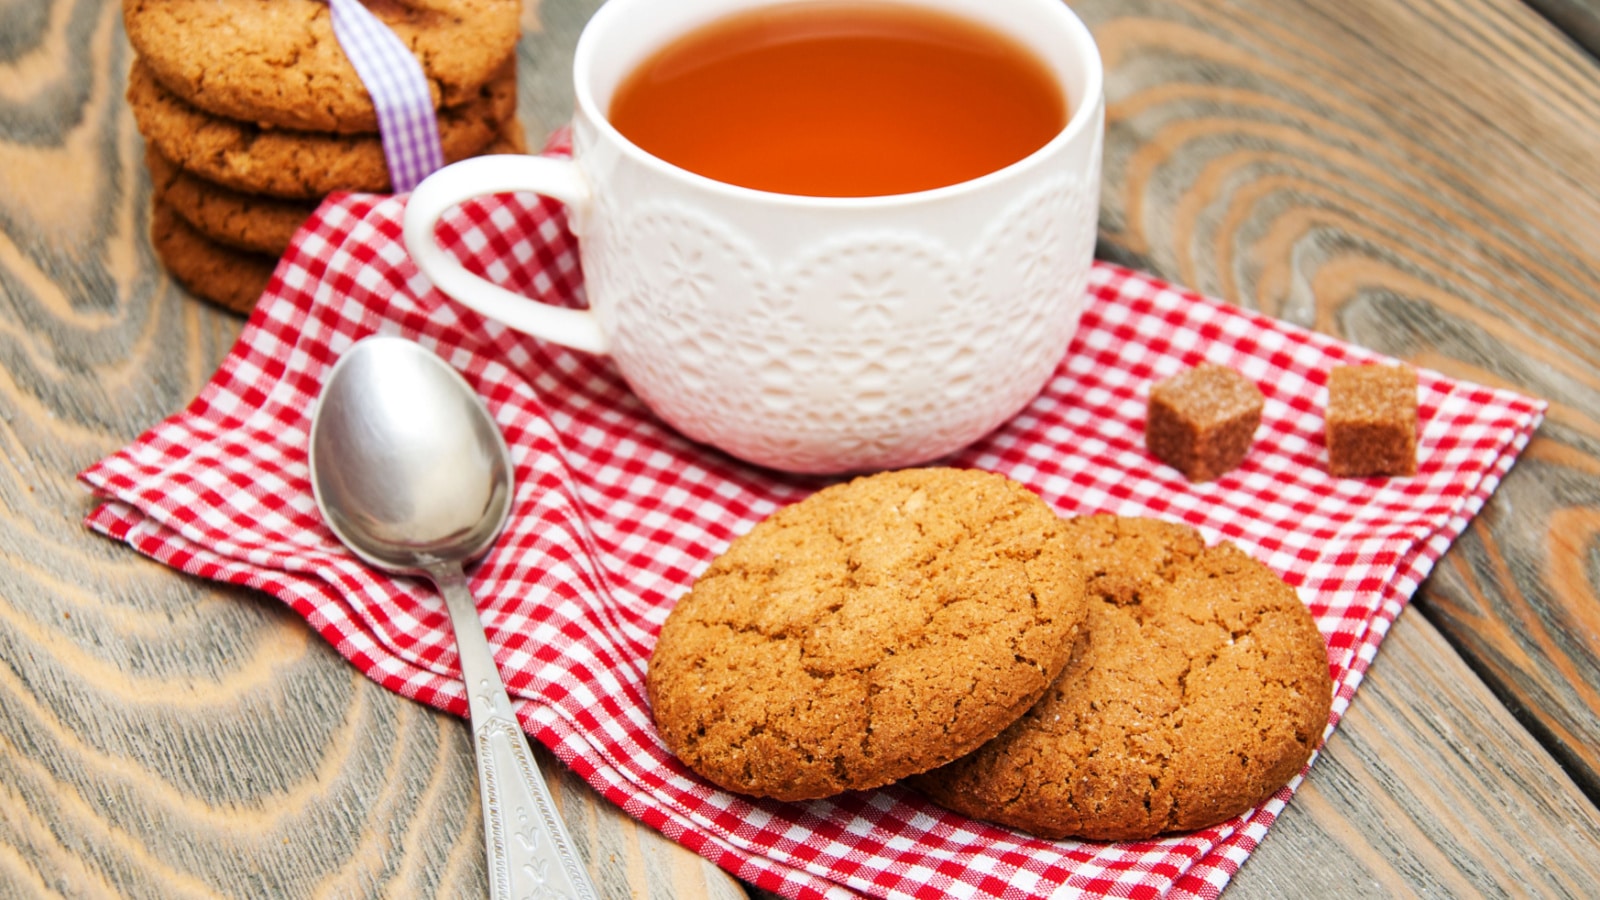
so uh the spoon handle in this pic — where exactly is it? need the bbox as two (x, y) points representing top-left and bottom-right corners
(431, 564), (599, 900)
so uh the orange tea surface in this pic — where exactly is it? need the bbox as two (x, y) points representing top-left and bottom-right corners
(608, 3), (1067, 197)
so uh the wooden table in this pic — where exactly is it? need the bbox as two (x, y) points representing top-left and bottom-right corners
(3, 0), (1599, 896)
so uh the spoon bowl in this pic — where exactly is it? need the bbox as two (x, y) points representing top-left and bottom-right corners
(309, 336), (598, 900)
(310, 336), (512, 574)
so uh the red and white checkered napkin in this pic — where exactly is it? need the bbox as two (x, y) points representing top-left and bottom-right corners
(82, 145), (1543, 900)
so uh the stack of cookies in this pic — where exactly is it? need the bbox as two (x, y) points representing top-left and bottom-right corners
(123, 0), (526, 313)
(647, 468), (1335, 842)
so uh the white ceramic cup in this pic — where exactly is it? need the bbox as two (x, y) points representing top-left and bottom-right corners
(404, 0), (1104, 475)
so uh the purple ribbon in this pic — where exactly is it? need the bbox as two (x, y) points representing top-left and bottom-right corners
(327, 0), (447, 193)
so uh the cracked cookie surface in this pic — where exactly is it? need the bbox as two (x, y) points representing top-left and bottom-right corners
(911, 515), (1333, 841)
(646, 467), (1089, 801)
(123, 0), (520, 134)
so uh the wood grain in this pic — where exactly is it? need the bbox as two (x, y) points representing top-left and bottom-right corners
(1074, 0), (1600, 801)
(1523, 0), (1600, 58)
(3, 0), (1600, 897)
(1229, 610), (1600, 898)
(0, 0), (742, 897)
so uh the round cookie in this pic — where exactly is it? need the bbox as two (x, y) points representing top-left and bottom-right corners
(147, 145), (318, 256)
(647, 467), (1090, 801)
(145, 122), (527, 256)
(911, 516), (1333, 841)
(127, 60), (516, 199)
(149, 201), (276, 314)
(123, 0), (521, 134)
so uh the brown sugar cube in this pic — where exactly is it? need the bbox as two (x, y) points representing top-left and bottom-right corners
(1326, 364), (1418, 477)
(1146, 363), (1265, 482)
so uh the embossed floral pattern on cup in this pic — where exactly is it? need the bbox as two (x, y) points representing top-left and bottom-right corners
(403, 0), (1105, 473)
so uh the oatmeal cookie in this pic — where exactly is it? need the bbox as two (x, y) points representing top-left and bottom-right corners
(647, 467), (1089, 801)
(123, 0), (520, 134)
(127, 60), (515, 199)
(912, 515), (1333, 841)
(149, 200), (276, 314)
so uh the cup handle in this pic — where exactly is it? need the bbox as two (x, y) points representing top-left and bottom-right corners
(403, 155), (607, 355)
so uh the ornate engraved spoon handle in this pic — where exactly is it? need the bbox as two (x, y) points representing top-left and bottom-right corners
(431, 564), (598, 900)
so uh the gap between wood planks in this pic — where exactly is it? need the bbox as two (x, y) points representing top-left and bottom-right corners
(1415, 590), (1600, 809)
(1523, 0), (1600, 58)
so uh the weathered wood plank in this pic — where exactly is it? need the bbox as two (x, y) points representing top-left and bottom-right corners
(1230, 611), (1600, 898)
(1523, 0), (1600, 59)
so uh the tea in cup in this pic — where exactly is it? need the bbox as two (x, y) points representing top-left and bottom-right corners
(404, 0), (1104, 474)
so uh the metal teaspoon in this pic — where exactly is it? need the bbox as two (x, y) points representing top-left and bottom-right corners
(308, 336), (597, 900)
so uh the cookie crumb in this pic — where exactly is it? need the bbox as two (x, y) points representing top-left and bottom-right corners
(1146, 364), (1264, 482)
(1326, 364), (1417, 477)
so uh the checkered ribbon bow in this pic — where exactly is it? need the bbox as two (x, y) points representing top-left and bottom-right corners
(82, 136), (1543, 899)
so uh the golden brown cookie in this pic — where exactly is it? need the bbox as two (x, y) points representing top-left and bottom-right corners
(127, 60), (516, 199)
(911, 516), (1333, 842)
(123, 0), (521, 134)
(144, 121), (527, 256)
(147, 145), (318, 256)
(149, 200), (276, 315)
(647, 467), (1089, 801)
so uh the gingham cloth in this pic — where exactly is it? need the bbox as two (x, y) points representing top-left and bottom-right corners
(82, 138), (1544, 899)
(327, 0), (444, 192)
